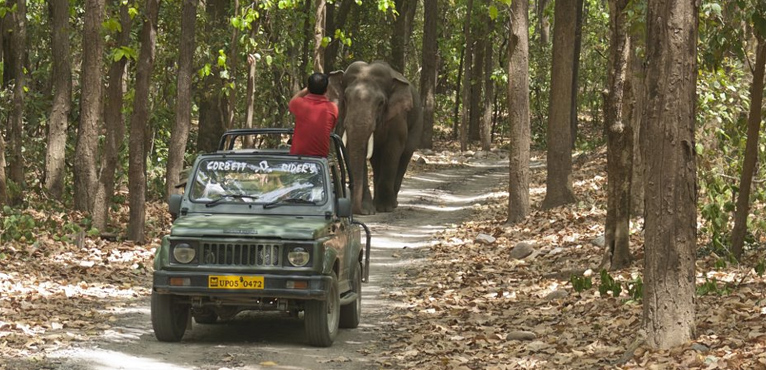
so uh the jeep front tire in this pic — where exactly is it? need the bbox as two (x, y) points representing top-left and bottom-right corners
(304, 272), (340, 347)
(151, 291), (190, 342)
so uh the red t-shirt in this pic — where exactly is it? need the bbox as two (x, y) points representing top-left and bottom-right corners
(289, 94), (339, 156)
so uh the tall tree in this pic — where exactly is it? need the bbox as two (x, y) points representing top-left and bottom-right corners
(731, 35), (766, 260)
(469, 15), (486, 143)
(166, 0), (198, 197)
(225, 0), (240, 129)
(45, 0), (72, 199)
(7, 0), (26, 205)
(541, 0), (577, 209)
(419, 0), (437, 149)
(601, 0), (633, 270)
(313, 0), (326, 71)
(507, 0), (531, 224)
(479, 9), (493, 151)
(92, 1), (132, 232)
(459, 0), (475, 151)
(536, 0), (550, 44)
(128, 0), (161, 243)
(570, 0), (584, 147)
(0, 9), (7, 205)
(391, 0), (417, 73)
(197, 0), (229, 153)
(643, 0), (698, 349)
(323, 0), (354, 72)
(74, 0), (106, 212)
(628, 37), (646, 217)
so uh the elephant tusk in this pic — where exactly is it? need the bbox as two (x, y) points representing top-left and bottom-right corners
(341, 132), (374, 159)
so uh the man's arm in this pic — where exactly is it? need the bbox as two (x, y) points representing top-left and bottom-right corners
(290, 87), (309, 102)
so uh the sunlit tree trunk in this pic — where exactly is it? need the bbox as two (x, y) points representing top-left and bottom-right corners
(128, 0), (161, 243)
(313, 0), (326, 72)
(167, 0), (198, 197)
(570, 0), (584, 148)
(480, 17), (494, 151)
(643, 0), (698, 349)
(507, 0), (530, 224)
(541, 0), (577, 209)
(419, 0), (437, 149)
(601, 0), (632, 271)
(391, 0), (417, 73)
(225, 0), (240, 128)
(628, 39), (646, 217)
(731, 38), (766, 260)
(0, 15), (6, 205)
(92, 1), (132, 232)
(74, 0), (106, 212)
(469, 19), (485, 143)
(536, 0), (550, 45)
(45, 0), (71, 199)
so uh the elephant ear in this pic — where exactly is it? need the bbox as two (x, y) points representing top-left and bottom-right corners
(327, 70), (344, 107)
(385, 74), (413, 122)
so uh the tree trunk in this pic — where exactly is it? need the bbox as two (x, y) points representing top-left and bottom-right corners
(128, 0), (161, 243)
(166, 0), (197, 198)
(469, 23), (485, 143)
(459, 0), (474, 151)
(74, 0), (106, 212)
(731, 38), (766, 260)
(92, 1), (132, 232)
(601, 0), (632, 271)
(628, 39), (646, 217)
(313, 0), (326, 72)
(642, 0), (698, 349)
(480, 18), (494, 151)
(45, 0), (71, 199)
(453, 46), (464, 140)
(391, 0), (417, 73)
(225, 0), (240, 129)
(196, 0), (228, 153)
(536, 0), (550, 45)
(7, 0), (26, 205)
(541, 0), (577, 209)
(570, 0), (584, 148)
(507, 0), (531, 224)
(323, 0), (354, 72)
(419, 0), (437, 149)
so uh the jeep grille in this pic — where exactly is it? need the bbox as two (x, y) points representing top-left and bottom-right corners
(201, 243), (281, 266)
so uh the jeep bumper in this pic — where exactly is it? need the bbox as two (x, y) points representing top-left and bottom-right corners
(152, 271), (332, 300)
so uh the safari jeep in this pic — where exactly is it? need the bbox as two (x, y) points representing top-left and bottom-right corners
(151, 128), (371, 347)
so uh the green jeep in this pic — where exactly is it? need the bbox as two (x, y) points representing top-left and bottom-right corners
(151, 128), (371, 347)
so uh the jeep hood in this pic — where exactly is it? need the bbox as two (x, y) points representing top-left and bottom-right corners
(170, 214), (332, 240)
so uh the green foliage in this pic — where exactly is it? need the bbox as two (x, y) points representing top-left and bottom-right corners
(598, 269), (621, 298)
(570, 274), (592, 292)
(625, 276), (642, 302)
(1, 206), (36, 243)
(756, 260), (766, 277)
(696, 277), (731, 296)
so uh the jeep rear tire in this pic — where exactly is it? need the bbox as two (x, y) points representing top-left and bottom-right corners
(304, 272), (340, 347)
(151, 291), (189, 342)
(339, 261), (362, 328)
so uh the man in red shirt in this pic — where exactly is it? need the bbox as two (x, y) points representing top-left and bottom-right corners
(289, 73), (339, 157)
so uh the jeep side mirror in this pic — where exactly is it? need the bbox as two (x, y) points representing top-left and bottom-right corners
(168, 194), (182, 219)
(337, 197), (352, 218)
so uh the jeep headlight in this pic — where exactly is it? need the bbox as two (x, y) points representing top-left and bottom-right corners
(173, 243), (196, 264)
(287, 247), (310, 267)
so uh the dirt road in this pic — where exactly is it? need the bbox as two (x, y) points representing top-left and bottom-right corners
(34, 156), (508, 370)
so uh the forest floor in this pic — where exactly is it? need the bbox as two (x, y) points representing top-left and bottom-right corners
(2, 141), (766, 369)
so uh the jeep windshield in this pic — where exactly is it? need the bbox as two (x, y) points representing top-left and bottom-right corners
(189, 158), (327, 206)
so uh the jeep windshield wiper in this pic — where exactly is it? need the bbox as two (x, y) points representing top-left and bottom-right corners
(205, 194), (259, 207)
(262, 197), (317, 209)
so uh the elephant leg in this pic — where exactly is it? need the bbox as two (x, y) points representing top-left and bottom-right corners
(372, 143), (404, 213)
(393, 148), (415, 203)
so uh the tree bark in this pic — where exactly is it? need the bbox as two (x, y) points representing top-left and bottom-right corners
(419, 0), (437, 149)
(197, 0), (228, 153)
(92, 1), (132, 232)
(480, 18), (494, 151)
(507, 0), (531, 224)
(643, 0), (698, 349)
(7, 0), (26, 205)
(459, 0), (474, 151)
(731, 38), (766, 260)
(601, 0), (632, 271)
(323, 0), (354, 72)
(225, 0), (240, 129)
(391, 0), (417, 73)
(570, 0), (584, 148)
(469, 21), (485, 143)
(536, 0), (550, 45)
(313, 0), (326, 72)
(128, 0), (161, 243)
(74, 0), (106, 212)
(541, 0), (577, 209)
(45, 0), (71, 199)
(166, 0), (198, 197)
(628, 38), (646, 217)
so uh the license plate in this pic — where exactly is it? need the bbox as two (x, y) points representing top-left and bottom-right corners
(208, 275), (264, 289)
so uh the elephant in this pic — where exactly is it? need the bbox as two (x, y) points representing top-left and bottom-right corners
(327, 61), (423, 215)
